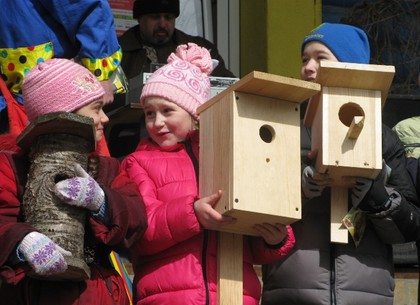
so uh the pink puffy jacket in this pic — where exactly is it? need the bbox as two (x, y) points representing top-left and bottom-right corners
(121, 133), (295, 305)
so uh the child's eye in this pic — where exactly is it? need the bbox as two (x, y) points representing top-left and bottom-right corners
(145, 110), (154, 117)
(163, 107), (173, 114)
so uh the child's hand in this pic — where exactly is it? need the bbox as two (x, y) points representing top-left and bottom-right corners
(18, 232), (71, 275)
(54, 163), (105, 212)
(193, 190), (236, 230)
(253, 223), (288, 246)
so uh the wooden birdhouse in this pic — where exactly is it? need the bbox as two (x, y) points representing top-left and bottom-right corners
(197, 71), (321, 236)
(303, 61), (395, 243)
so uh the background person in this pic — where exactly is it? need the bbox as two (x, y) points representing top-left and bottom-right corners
(118, 0), (235, 78)
(0, 0), (122, 135)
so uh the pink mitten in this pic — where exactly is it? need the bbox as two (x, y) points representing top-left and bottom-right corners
(54, 163), (105, 212)
(18, 232), (71, 275)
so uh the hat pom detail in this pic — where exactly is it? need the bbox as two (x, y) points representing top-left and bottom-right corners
(140, 43), (212, 120)
(168, 43), (213, 76)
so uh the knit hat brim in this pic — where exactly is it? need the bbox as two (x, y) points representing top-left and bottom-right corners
(141, 81), (203, 120)
(139, 43), (212, 120)
(301, 23), (370, 64)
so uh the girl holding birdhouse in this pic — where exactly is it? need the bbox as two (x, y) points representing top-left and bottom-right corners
(120, 42), (295, 305)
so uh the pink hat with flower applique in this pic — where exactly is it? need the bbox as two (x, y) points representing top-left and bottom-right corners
(22, 58), (104, 122)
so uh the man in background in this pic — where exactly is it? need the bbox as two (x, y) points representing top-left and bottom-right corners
(119, 0), (235, 78)
(109, 0), (235, 158)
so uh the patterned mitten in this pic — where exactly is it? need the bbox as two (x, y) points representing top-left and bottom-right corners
(18, 232), (71, 275)
(54, 163), (105, 212)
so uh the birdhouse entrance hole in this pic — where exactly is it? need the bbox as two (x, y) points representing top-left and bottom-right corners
(338, 102), (365, 127)
(259, 124), (275, 143)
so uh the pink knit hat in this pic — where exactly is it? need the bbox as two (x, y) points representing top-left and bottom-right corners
(140, 43), (213, 120)
(23, 58), (105, 122)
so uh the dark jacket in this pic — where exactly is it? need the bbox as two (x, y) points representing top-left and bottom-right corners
(261, 123), (420, 305)
(0, 149), (147, 305)
(118, 25), (236, 79)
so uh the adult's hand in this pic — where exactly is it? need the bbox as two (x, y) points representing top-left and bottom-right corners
(100, 79), (114, 105)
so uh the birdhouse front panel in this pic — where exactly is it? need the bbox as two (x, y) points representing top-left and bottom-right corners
(315, 86), (383, 184)
(232, 92), (301, 217)
(200, 91), (302, 236)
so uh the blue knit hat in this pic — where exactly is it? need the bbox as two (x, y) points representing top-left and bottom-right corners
(301, 23), (370, 64)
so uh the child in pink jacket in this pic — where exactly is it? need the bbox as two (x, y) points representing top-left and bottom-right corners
(121, 43), (295, 305)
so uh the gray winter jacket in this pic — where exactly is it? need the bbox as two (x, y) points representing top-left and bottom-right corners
(261, 121), (420, 305)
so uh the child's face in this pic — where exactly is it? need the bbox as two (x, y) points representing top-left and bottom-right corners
(301, 41), (338, 81)
(75, 99), (109, 142)
(143, 97), (195, 149)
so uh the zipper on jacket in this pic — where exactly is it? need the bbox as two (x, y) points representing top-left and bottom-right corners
(183, 138), (199, 184)
(183, 137), (209, 304)
(202, 230), (210, 305)
(330, 244), (337, 305)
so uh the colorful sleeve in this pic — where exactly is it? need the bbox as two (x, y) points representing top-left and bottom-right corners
(39, 0), (121, 80)
(80, 48), (123, 81)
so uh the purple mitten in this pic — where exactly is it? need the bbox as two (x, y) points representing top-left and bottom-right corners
(18, 232), (71, 275)
(54, 163), (105, 212)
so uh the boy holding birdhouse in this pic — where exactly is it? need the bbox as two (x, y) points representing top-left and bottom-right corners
(262, 23), (420, 305)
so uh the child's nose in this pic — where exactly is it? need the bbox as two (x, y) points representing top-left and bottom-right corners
(305, 59), (318, 73)
(154, 112), (165, 126)
(100, 110), (109, 125)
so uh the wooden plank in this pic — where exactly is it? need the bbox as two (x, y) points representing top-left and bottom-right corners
(316, 61), (395, 107)
(218, 232), (243, 305)
(198, 71), (320, 113)
(330, 187), (349, 243)
(347, 116), (364, 139)
(17, 112), (96, 151)
(305, 62), (395, 128)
